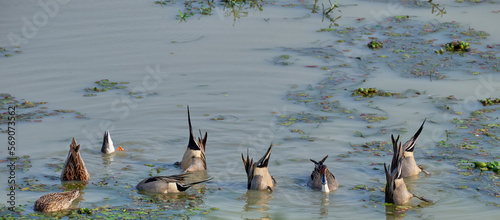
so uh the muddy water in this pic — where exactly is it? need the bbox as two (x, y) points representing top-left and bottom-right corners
(1, 0), (499, 219)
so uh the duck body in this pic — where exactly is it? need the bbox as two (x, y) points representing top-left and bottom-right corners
(34, 190), (80, 212)
(180, 106), (207, 172)
(242, 143), (275, 192)
(101, 130), (115, 154)
(307, 155), (338, 193)
(136, 174), (211, 194)
(399, 119), (426, 178)
(60, 138), (90, 183)
(385, 138), (413, 205)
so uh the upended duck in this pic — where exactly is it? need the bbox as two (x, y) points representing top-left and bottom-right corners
(307, 155), (338, 193)
(61, 138), (90, 183)
(384, 139), (413, 205)
(101, 130), (115, 154)
(242, 143), (276, 192)
(34, 190), (80, 212)
(101, 130), (124, 154)
(397, 119), (427, 178)
(180, 106), (207, 173)
(136, 173), (211, 194)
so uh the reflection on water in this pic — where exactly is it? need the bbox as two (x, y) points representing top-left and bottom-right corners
(244, 190), (273, 213)
(385, 204), (408, 220)
(101, 153), (114, 163)
(319, 193), (330, 217)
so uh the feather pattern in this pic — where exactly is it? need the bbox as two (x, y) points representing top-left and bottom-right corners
(60, 138), (90, 183)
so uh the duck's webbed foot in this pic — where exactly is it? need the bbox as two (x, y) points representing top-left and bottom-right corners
(418, 165), (430, 175)
(414, 194), (434, 204)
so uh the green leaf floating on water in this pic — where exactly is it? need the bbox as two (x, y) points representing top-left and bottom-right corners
(471, 161), (500, 172)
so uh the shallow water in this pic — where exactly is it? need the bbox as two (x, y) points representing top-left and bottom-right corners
(1, 0), (500, 219)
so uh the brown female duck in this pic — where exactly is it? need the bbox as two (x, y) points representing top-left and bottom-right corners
(242, 143), (275, 192)
(34, 190), (80, 212)
(61, 138), (90, 183)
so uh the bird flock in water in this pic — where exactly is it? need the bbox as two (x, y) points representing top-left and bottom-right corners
(34, 106), (430, 212)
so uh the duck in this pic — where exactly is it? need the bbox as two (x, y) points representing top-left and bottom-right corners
(180, 106), (207, 172)
(384, 139), (413, 205)
(34, 190), (80, 212)
(396, 119), (427, 178)
(307, 155), (338, 193)
(136, 173), (211, 194)
(242, 143), (275, 192)
(60, 138), (90, 183)
(101, 130), (115, 154)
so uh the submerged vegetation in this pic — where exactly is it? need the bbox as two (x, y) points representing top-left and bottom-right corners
(352, 88), (401, 98)
(0, 93), (85, 129)
(367, 41), (383, 50)
(0, 46), (21, 57)
(83, 79), (130, 97)
(479, 98), (500, 106)
(444, 41), (470, 52)
(83, 79), (156, 99)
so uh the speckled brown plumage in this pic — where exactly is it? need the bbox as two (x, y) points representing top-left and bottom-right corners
(34, 190), (80, 212)
(60, 138), (90, 183)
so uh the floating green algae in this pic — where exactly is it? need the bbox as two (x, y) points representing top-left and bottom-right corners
(367, 41), (383, 50)
(352, 88), (401, 98)
(277, 112), (328, 126)
(84, 79), (129, 96)
(0, 93), (86, 128)
(444, 41), (470, 52)
(479, 98), (500, 106)
(273, 54), (294, 65)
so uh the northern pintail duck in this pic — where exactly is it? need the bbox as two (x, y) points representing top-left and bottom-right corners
(34, 190), (80, 212)
(307, 155), (338, 193)
(384, 140), (413, 205)
(136, 173), (211, 194)
(242, 143), (275, 192)
(101, 130), (115, 154)
(180, 106), (207, 172)
(396, 119), (427, 178)
(61, 138), (90, 183)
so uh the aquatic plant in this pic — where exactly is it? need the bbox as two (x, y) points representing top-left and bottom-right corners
(444, 41), (470, 52)
(352, 88), (401, 98)
(84, 79), (129, 96)
(0, 93), (85, 128)
(367, 41), (383, 50)
(479, 98), (500, 106)
(0, 46), (21, 58)
(471, 161), (500, 172)
(273, 54), (294, 65)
